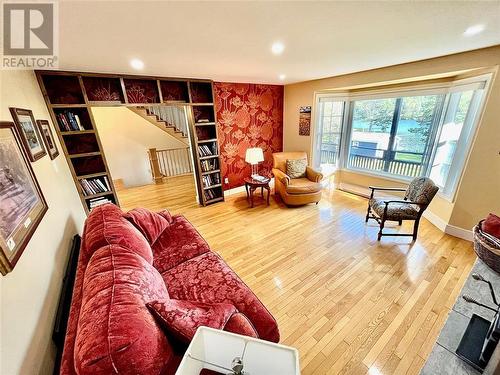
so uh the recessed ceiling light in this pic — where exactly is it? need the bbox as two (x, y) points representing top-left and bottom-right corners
(271, 42), (285, 55)
(464, 24), (485, 37)
(130, 58), (144, 70)
(279, 74), (286, 81)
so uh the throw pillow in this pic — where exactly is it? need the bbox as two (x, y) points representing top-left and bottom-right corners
(124, 208), (170, 244)
(286, 158), (307, 178)
(483, 213), (500, 239)
(147, 299), (237, 343)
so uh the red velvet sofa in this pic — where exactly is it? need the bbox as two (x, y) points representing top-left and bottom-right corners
(60, 204), (279, 374)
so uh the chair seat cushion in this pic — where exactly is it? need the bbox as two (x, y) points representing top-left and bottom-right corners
(161, 252), (279, 342)
(286, 178), (322, 194)
(147, 299), (237, 343)
(369, 198), (419, 220)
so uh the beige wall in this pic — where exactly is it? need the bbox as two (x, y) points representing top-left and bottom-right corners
(0, 71), (86, 374)
(284, 46), (500, 232)
(92, 107), (188, 188)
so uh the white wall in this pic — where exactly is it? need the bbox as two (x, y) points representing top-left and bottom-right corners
(92, 107), (188, 187)
(0, 71), (87, 374)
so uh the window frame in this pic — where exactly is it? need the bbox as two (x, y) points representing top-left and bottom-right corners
(311, 74), (492, 201)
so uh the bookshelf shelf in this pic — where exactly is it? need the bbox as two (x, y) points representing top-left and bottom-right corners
(199, 155), (219, 160)
(83, 191), (112, 200)
(60, 130), (95, 135)
(69, 151), (102, 159)
(197, 138), (217, 144)
(201, 169), (220, 175)
(195, 122), (216, 126)
(203, 183), (222, 190)
(205, 196), (224, 205)
(77, 172), (108, 180)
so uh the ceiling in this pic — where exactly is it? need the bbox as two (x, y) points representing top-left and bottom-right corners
(58, 1), (500, 84)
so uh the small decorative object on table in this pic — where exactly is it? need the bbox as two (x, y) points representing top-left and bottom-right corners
(176, 326), (300, 375)
(244, 176), (270, 208)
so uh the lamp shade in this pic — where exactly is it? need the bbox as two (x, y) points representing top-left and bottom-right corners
(245, 148), (264, 165)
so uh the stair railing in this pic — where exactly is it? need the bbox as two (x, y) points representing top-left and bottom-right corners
(148, 147), (193, 182)
(146, 106), (189, 137)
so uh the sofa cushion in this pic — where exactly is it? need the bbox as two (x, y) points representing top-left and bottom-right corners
(162, 252), (279, 343)
(224, 313), (258, 338)
(74, 245), (171, 375)
(81, 203), (153, 264)
(152, 215), (210, 274)
(124, 208), (170, 244)
(147, 299), (237, 343)
(285, 178), (322, 194)
(483, 213), (500, 239)
(286, 158), (307, 178)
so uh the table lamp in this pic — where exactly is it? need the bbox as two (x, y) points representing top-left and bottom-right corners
(245, 147), (264, 179)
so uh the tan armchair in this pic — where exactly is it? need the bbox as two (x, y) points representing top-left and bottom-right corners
(272, 152), (323, 206)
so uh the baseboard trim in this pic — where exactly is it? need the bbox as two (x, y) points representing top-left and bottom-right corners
(339, 182), (473, 241)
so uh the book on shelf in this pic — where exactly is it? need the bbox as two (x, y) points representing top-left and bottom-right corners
(198, 144), (215, 157)
(197, 119), (210, 123)
(200, 159), (217, 172)
(89, 196), (112, 210)
(57, 111), (85, 132)
(202, 173), (220, 188)
(79, 176), (111, 196)
(204, 188), (220, 201)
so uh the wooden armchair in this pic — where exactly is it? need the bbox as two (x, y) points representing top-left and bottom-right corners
(366, 177), (439, 241)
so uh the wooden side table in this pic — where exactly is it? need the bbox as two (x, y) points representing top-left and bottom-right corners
(244, 176), (270, 208)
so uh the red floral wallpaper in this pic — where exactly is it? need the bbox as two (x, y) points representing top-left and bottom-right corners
(214, 82), (283, 189)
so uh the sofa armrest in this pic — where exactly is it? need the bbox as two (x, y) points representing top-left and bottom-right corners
(306, 166), (323, 182)
(272, 168), (290, 186)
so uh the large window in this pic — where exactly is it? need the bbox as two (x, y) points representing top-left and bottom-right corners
(313, 76), (489, 200)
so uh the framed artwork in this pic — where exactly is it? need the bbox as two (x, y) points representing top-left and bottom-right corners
(299, 106), (311, 136)
(9, 107), (46, 162)
(0, 122), (48, 275)
(37, 120), (59, 160)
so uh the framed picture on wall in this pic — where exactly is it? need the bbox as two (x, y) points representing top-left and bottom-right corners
(299, 106), (311, 136)
(9, 107), (46, 162)
(37, 120), (59, 160)
(0, 122), (48, 275)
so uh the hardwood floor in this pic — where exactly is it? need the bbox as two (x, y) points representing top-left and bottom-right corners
(117, 175), (476, 375)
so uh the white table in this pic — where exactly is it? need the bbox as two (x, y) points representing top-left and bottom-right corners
(176, 327), (300, 374)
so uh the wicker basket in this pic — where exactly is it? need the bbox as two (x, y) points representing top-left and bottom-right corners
(473, 220), (500, 274)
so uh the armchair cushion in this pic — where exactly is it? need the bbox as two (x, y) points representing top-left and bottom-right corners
(147, 299), (237, 343)
(286, 158), (307, 178)
(404, 177), (439, 205)
(286, 178), (322, 194)
(306, 166), (323, 182)
(369, 198), (419, 220)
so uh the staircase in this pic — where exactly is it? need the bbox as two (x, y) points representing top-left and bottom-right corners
(129, 106), (190, 146)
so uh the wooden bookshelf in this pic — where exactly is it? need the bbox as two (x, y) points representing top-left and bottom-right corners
(36, 70), (224, 213)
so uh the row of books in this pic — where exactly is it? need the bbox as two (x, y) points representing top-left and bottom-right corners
(80, 177), (110, 196)
(202, 173), (220, 188)
(198, 144), (216, 157)
(88, 196), (112, 210)
(56, 111), (85, 132)
(200, 159), (217, 172)
(204, 188), (221, 201)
